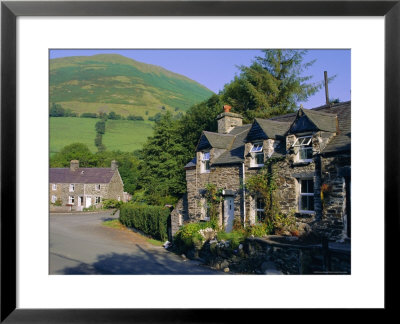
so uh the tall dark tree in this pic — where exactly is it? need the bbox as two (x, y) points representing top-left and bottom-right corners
(138, 112), (189, 205)
(221, 50), (333, 122)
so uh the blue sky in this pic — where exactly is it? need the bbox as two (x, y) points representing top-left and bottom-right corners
(50, 49), (350, 109)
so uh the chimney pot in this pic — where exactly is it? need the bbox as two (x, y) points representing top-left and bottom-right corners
(223, 105), (232, 113)
(70, 160), (79, 172)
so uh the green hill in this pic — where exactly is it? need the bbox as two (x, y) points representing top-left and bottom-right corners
(50, 54), (214, 117)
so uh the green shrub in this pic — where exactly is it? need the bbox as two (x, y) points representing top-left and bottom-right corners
(173, 221), (214, 252)
(216, 230), (245, 249)
(80, 112), (98, 118)
(245, 223), (272, 237)
(53, 198), (62, 206)
(119, 204), (170, 241)
(102, 199), (123, 209)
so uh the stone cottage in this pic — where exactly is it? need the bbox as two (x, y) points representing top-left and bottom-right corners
(49, 160), (126, 211)
(171, 102), (351, 242)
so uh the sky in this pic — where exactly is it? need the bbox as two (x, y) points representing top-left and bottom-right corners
(50, 49), (350, 109)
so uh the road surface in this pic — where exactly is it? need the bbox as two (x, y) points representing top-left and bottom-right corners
(49, 210), (223, 275)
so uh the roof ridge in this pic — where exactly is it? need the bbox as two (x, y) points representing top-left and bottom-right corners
(255, 117), (292, 124)
(203, 130), (235, 137)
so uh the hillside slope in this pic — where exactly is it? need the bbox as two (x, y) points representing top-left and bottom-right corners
(50, 54), (214, 116)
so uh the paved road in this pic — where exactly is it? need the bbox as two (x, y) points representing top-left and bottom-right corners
(50, 211), (223, 275)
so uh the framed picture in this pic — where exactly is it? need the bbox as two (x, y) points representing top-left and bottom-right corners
(1, 0), (398, 321)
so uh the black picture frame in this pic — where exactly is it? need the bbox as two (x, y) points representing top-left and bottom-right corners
(1, 0), (398, 322)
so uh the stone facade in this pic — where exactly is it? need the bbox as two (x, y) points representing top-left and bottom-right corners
(49, 160), (126, 212)
(172, 102), (351, 243)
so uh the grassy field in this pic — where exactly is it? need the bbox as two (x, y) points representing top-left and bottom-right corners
(103, 119), (153, 152)
(50, 117), (98, 154)
(50, 117), (154, 155)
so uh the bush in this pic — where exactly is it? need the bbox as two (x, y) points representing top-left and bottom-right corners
(53, 198), (62, 206)
(216, 230), (245, 250)
(245, 223), (272, 238)
(119, 204), (170, 241)
(173, 221), (216, 252)
(127, 115), (144, 121)
(102, 199), (123, 209)
(80, 112), (98, 118)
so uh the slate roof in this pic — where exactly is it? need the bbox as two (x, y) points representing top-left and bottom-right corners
(319, 102), (351, 154)
(213, 124), (252, 165)
(49, 168), (116, 184)
(247, 118), (291, 142)
(298, 108), (338, 133)
(188, 101), (351, 167)
(196, 131), (235, 151)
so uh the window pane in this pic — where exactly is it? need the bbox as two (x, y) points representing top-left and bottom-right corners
(302, 137), (312, 146)
(256, 210), (265, 223)
(301, 196), (309, 210)
(251, 143), (263, 152)
(301, 180), (307, 193)
(256, 197), (265, 210)
(203, 152), (210, 160)
(305, 147), (313, 159)
(299, 147), (312, 160)
(308, 180), (314, 193)
(256, 153), (264, 164)
(308, 196), (314, 211)
(205, 160), (210, 170)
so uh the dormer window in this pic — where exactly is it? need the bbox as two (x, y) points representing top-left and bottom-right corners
(200, 151), (210, 173)
(293, 136), (313, 162)
(250, 143), (264, 167)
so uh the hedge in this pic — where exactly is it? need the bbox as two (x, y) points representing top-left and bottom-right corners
(119, 204), (170, 241)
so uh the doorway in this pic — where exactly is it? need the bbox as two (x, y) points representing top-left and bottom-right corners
(224, 196), (234, 232)
(86, 196), (92, 208)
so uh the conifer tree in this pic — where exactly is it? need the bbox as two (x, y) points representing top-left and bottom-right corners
(221, 50), (333, 122)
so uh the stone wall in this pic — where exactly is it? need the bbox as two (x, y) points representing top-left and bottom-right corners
(185, 162), (243, 226)
(197, 236), (350, 274)
(171, 194), (188, 237)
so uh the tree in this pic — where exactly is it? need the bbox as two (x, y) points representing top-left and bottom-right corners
(178, 94), (221, 153)
(138, 112), (189, 205)
(221, 50), (332, 122)
(50, 143), (96, 168)
(49, 103), (65, 117)
(95, 120), (106, 134)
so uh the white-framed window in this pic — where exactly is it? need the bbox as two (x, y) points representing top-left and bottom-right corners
(250, 142), (264, 167)
(255, 197), (266, 223)
(95, 184), (101, 191)
(200, 151), (210, 173)
(52, 184), (57, 190)
(293, 136), (313, 162)
(68, 196), (75, 204)
(95, 196), (101, 204)
(69, 184), (75, 192)
(299, 179), (314, 213)
(51, 195), (57, 203)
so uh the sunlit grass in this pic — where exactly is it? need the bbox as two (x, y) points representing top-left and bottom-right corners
(102, 219), (125, 229)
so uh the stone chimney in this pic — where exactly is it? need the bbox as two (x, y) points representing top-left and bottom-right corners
(111, 160), (118, 171)
(217, 105), (243, 134)
(70, 160), (79, 172)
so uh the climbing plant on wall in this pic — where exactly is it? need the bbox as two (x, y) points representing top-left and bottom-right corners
(245, 157), (284, 221)
(204, 183), (223, 229)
